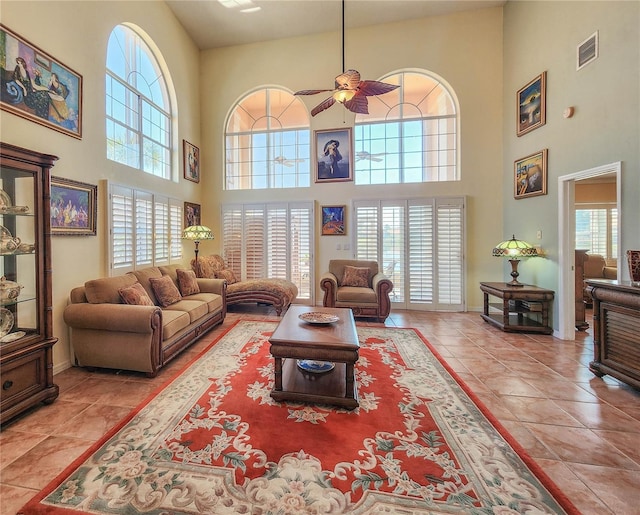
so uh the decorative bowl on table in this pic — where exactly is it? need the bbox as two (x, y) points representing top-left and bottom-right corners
(298, 312), (339, 324)
(297, 360), (335, 373)
(0, 276), (23, 303)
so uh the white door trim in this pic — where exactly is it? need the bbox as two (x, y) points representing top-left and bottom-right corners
(557, 162), (621, 340)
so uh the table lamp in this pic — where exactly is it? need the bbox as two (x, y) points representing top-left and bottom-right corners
(182, 225), (214, 264)
(492, 235), (538, 287)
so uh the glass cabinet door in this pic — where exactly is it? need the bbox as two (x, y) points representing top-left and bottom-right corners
(0, 166), (40, 344)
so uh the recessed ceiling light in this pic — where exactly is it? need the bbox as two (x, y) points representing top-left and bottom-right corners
(240, 6), (261, 13)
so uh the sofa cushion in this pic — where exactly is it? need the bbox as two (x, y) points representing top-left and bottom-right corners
(340, 265), (370, 288)
(177, 269), (200, 296)
(337, 286), (377, 303)
(85, 274), (138, 304)
(149, 275), (182, 307)
(119, 282), (154, 306)
(192, 255), (226, 278)
(161, 309), (191, 340)
(130, 267), (163, 305)
(216, 268), (238, 284)
(163, 299), (208, 323)
(185, 292), (224, 313)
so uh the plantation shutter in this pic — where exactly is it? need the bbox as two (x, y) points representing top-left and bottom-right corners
(110, 184), (134, 272)
(154, 196), (169, 265)
(135, 191), (153, 267)
(354, 197), (465, 311)
(436, 200), (463, 305)
(169, 199), (183, 261)
(244, 206), (265, 280)
(108, 182), (183, 275)
(221, 202), (313, 303)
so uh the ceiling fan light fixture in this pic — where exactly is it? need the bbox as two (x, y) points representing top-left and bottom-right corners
(333, 89), (356, 103)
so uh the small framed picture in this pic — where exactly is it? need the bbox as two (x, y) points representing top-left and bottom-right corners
(183, 140), (200, 183)
(50, 177), (97, 235)
(184, 202), (201, 228)
(321, 205), (346, 235)
(514, 149), (548, 199)
(315, 128), (353, 183)
(516, 72), (546, 137)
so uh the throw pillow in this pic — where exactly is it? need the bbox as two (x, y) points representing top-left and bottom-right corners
(341, 265), (370, 288)
(149, 275), (182, 307)
(119, 282), (155, 306)
(216, 268), (238, 284)
(177, 269), (200, 296)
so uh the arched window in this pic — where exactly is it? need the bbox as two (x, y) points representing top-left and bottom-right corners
(354, 70), (458, 185)
(225, 88), (311, 190)
(106, 25), (172, 179)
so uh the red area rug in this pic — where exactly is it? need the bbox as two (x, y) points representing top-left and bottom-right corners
(20, 321), (578, 514)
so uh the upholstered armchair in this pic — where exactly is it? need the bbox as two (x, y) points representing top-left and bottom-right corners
(320, 260), (393, 322)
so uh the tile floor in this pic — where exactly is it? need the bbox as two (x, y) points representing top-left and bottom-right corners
(1, 306), (639, 514)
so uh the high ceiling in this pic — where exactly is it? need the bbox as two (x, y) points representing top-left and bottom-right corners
(166, 0), (506, 50)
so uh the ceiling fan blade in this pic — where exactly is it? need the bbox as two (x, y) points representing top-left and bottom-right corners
(294, 88), (333, 96)
(311, 96), (337, 116)
(343, 95), (369, 114)
(357, 80), (399, 97)
(335, 69), (361, 90)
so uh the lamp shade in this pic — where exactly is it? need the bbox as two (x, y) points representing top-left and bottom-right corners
(492, 235), (538, 258)
(182, 225), (214, 241)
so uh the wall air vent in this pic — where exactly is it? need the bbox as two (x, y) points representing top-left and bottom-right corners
(577, 31), (599, 71)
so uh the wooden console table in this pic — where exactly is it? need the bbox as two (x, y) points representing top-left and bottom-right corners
(586, 279), (640, 389)
(480, 282), (554, 334)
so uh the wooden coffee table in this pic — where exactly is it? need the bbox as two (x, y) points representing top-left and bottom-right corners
(269, 305), (359, 409)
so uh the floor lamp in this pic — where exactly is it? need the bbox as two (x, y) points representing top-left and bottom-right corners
(182, 225), (214, 266)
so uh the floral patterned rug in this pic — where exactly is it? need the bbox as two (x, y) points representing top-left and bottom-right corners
(21, 321), (578, 514)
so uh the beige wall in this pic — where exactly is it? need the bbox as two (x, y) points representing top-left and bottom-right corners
(503, 1), (639, 303)
(200, 6), (505, 309)
(575, 182), (616, 204)
(1, 1), (202, 372)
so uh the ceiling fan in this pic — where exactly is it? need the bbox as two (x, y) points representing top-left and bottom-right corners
(294, 0), (399, 117)
(356, 151), (386, 162)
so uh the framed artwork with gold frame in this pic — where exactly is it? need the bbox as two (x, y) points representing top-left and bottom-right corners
(514, 149), (547, 199)
(516, 72), (546, 137)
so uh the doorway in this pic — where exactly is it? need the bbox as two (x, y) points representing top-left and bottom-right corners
(557, 162), (621, 340)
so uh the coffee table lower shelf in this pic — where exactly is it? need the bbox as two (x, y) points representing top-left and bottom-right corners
(271, 358), (358, 409)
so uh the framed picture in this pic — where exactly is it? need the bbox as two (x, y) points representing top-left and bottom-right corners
(514, 149), (548, 199)
(577, 31), (599, 71)
(315, 128), (353, 183)
(0, 24), (83, 139)
(183, 140), (200, 183)
(321, 205), (346, 235)
(516, 72), (546, 137)
(50, 177), (97, 235)
(184, 202), (201, 228)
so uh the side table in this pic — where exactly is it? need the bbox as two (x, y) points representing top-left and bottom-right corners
(480, 282), (554, 334)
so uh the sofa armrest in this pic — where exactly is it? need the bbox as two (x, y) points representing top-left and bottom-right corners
(320, 272), (338, 307)
(372, 272), (394, 297)
(603, 267), (617, 280)
(63, 303), (161, 333)
(196, 277), (227, 296)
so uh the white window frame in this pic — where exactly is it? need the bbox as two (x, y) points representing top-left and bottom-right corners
(354, 70), (459, 185)
(353, 196), (465, 311)
(108, 182), (183, 275)
(106, 25), (172, 179)
(225, 87), (311, 190)
(221, 202), (314, 303)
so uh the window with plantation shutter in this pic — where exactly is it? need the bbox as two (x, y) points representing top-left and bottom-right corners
(221, 202), (313, 304)
(109, 182), (183, 274)
(354, 197), (464, 311)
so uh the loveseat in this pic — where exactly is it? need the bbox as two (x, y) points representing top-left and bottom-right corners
(191, 255), (298, 315)
(63, 264), (226, 377)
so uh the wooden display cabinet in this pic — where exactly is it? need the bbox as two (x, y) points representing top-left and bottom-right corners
(0, 143), (59, 425)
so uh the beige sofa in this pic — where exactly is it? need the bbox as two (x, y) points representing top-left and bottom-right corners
(63, 264), (226, 377)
